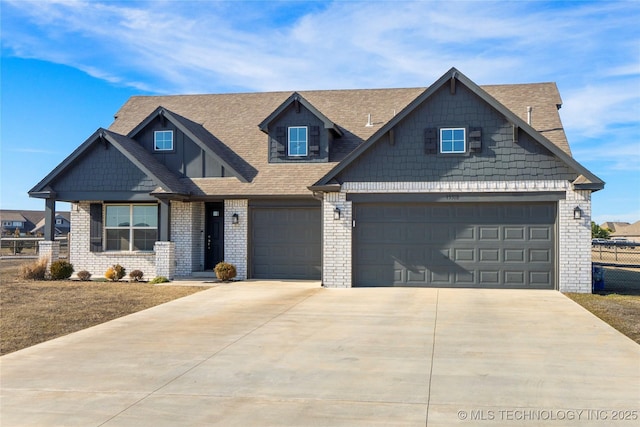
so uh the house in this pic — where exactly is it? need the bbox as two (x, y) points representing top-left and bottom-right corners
(29, 68), (603, 292)
(602, 221), (640, 240)
(0, 210), (70, 236)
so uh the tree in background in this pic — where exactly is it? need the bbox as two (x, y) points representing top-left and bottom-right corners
(591, 222), (611, 239)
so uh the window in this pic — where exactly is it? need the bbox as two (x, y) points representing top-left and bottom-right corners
(440, 128), (466, 153)
(154, 130), (173, 151)
(105, 205), (158, 251)
(288, 126), (308, 156)
(56, 218), (63, 225)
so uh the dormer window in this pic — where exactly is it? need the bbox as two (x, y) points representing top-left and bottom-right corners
(288, 126), (308, 156)
(154, 130), (173, 151)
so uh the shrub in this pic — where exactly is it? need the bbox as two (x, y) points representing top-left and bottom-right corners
(214, 261), (237, 281)
(129, 270), (144, 282)
(50, 260), (74, 280)
(19, 258), (48, 280)
(105, 264), (126, 282)
(149, 276), (170, 284)
(77, 270), (92, 281)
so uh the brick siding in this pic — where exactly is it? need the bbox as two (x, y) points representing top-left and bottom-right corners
(224, 199), (248, 280)
(321, 180), (592, 292)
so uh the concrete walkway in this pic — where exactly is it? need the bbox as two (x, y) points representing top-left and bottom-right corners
(1, 282), (638, 426)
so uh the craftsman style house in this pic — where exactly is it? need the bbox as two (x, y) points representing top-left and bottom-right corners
(30, 68), (603, 292)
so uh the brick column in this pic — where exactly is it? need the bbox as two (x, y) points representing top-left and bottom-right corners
(154, 241), (176, 279)
(224, 199), (248, 280)
(558, 188), (592, 293)
(38, 240), (60, 274)
(322, 192), (352, 288)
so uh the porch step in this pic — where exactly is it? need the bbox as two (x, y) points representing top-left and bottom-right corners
(191, 271), (217, 278)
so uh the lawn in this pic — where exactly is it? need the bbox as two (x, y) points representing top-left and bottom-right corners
(564, 266), (640, 345)
(0, 259), (207, 355)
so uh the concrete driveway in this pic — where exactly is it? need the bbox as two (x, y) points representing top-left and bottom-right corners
(1, 282), (638, 426)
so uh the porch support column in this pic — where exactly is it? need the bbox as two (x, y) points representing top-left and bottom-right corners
(44, 198), (56, 241)
(159, 199), (170, 241)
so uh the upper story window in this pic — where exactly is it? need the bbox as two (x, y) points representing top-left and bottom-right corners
(440, 128), (466, 153)
(56, 218), (63, 225)
(154, 130), (174, 151)
(288, 126), (308, 156)
(105, 204), (158, 251)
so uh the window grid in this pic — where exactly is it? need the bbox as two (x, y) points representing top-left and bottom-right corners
(288, 126), (308, 157)
(105, 204), (158, 251)
(440, 128), (466, 153)
(154, 130), (173, 151)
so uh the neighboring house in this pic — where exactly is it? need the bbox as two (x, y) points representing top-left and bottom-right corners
(29, 68), (603, 292)
(31, 213), (71, 236)
(0, 210), (70, 236)
(602, 221), (640, 240)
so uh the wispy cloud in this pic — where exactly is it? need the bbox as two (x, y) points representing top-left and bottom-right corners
(4, 1), (639, 91)
(6, 147), (59, 155)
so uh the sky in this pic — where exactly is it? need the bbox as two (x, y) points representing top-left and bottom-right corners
(1, 0), (639, 225)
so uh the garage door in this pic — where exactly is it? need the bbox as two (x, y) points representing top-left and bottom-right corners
(251, 207), (321, 279)
(354, 203), (555, 288)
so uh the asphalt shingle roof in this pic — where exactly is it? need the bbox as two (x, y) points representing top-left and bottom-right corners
(109, 82), (572, 198)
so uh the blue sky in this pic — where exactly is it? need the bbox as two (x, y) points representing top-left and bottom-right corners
(1, 0), (639, 224)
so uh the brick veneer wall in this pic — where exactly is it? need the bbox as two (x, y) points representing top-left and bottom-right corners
(558, 188), (592, 293)
(321, 180), (593, 292)
(171, 201), (205, 276)
(69, 202), (157, 279)
(224, 199), (248, 280)
(38, 241), (60, 273)
(322, 192), (352, 288)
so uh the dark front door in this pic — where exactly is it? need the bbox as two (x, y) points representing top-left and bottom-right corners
(205, 202), (224, 270)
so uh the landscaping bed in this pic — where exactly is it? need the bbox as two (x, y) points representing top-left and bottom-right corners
(0, 260), (206, 355)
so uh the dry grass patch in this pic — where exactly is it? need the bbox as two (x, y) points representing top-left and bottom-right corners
(0, 260), (206, 355)
(565, 293), (640, 344)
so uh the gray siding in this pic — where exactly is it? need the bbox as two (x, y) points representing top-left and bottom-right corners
(268, 104), (329, 163)
(337, 84), (577, 182)
(52, 142), (157, 193)
(134, 116), (226, 178)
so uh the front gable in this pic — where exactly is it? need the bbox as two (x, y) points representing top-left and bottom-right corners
(259, 93), (343, 163)
(335, 82), (576, 183)
(313, 68), (604, 190)
(128, 107), (253, 181)
(29, 129), (188, 202)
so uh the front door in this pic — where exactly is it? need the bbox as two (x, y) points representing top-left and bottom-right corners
(205, 202), (224, 270)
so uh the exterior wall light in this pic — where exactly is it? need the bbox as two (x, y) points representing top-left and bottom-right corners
(333, 207), (341, 220)
(232, 213), (239, 224)
(573, 206), (582, 220)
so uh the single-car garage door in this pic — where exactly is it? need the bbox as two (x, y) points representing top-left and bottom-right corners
(251, 207), (321, 279)
(354, 202), (555, 288)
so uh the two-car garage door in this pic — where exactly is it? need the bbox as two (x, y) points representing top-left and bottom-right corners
(354, 202), (556, 289)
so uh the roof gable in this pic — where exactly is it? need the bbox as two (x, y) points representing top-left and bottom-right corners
(258, 92), (343, 136)
(312, 68), (604, 190)
(128, 107), (254, 182)
(29, 129), (188, 200)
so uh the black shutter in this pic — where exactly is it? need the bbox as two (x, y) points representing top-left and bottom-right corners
(89, 203), (103, 252)
(309, 126), (320, 155)
(469, 127), (482, 151)
(275, 126), (286, 154)
(424, 128), (437, 153)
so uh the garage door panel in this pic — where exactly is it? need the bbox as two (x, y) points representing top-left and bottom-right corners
(479, 227), (500, 240)
(354, 202), (555, 288)
(530, 249), (550, 263)
(251, 207), (320, 280)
